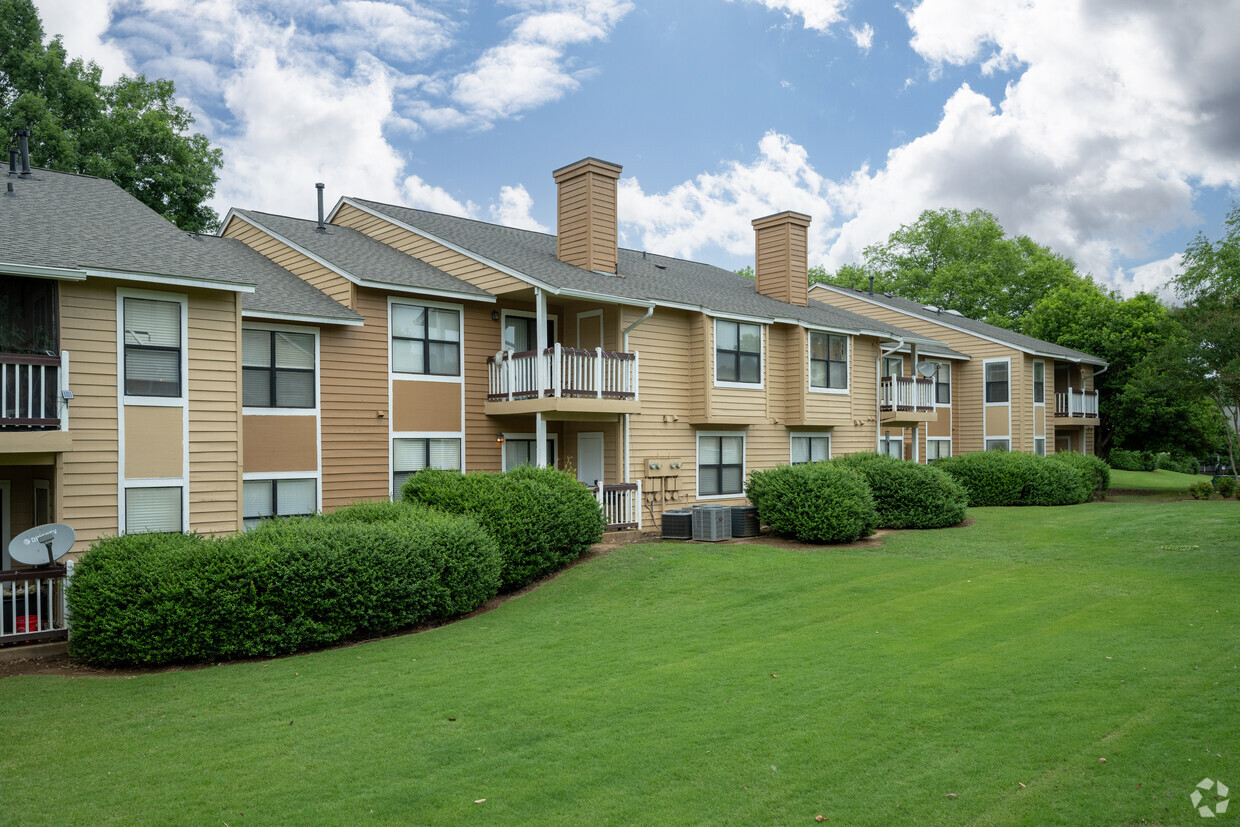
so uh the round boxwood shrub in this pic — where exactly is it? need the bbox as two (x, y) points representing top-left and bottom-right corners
(1216, 476), (1238, 498)
(832, 452), (968, 528)
(403, 465), (605, 591)
(935, 451), (1090, 507)
(1188, 481), (1214, 500)
(746, 463), (877, 544)
(1021, 455), (1091, 505)
(1048, 451), (1111, 500)
(68, 502), (500, 667)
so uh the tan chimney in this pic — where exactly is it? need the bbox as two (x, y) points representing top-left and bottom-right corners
(752, 211), (811, 306)
(553, 157), (622, 273)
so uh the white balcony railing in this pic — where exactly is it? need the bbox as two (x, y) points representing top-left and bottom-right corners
(1055, 388), (1099, 418)
(487, 344), (639, 402)
(1, 562), (71, 645)
(878, 376), (935, 412)
(1, 351), (68, 430)
(587, 481), (642, 531)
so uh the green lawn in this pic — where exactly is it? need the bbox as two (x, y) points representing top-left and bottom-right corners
(1109, 467), (1216, 491)
(4, 501), (1239, 825)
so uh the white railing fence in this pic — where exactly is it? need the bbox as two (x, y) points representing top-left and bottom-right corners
(1055, 388), (1099, 417)
(1, 351), (67, 429)
(878, 376), (936, 412)
(0, 561), (72, 645)
(488, 345), (638, 402)
(588, 481), (642, 530)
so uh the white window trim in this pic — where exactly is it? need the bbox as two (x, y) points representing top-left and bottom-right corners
(879, 432), (905, 458)
(927, 437), (952, 462)
(388, 296), (466, 384)
(392, 432), (466, 498)
(985, 438), (1012, 451)
(1034, 436), (1047, 456)
(499, 308), (559, 353)
(807, 330), (849, 395)
(983, 357), (1012, 407)
(500, 432), (559, 472)
(1032, 359), (1046, 407)
(120, 480), (188, 534)
(696, 430), (747, 499)
(713, 319), (765, 390)
(242, 476), (319, 528)
(117, 288), (189, 408)
(882, 355), (904, 378)
(932, 360), (951, 407)
(242, 322), (321, 416)
(790, 431), (832, 464)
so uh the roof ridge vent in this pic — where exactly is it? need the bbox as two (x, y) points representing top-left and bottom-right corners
(944, 309), (964, 316)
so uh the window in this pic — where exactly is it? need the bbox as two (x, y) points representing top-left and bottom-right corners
(809, 332), (847, 390)
(985, 438), (1011, 451)
(985, 360), (1009, 403)
(243, 478), (317, 529)
(125, 486), (182, 533)
(926, 438), (951, 463)
(392, 303), (461, 376)
(123, 297), (182, 397)
(393, 437), (462, 495)
(1033, 360), (1045, 405)
(698, 433), (744, 496)
(882, 356), (903, 378)
(1034, 437), (1046, 456)
(502, 313), (555, 353)
(791, 433), (830, 465)
(33, 480), (49, 525)
(242, 329), (315, 408)
(879, 434), (904, 459)
(716, 320), (761, 385)
(934, 362), (951, 405)
(502, 437), (557, 471)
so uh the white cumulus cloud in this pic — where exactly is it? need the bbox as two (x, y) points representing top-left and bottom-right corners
(490, 184), (550, 231)
(747, 0), (849, 32)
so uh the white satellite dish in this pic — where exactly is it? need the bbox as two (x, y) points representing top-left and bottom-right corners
(8, 523), (76, 566)
(916, 361), (938, 378)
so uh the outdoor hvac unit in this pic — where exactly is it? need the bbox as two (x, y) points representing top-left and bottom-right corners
(730, 505), (761, 538)
(692, 504), (732, 542)
(661, 510), (693, 540)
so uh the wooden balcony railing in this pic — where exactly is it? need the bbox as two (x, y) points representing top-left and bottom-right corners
(1, 563), (71, 645)
(586, 482), (642, 531)
(1, 351), (67, 430)
(1055, 388), (1099, 418)
(879, 376), (935, 412)
(487, 345), (639, 402)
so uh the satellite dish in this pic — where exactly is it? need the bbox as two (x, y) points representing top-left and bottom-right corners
(916, 361), (938, 378)
(9, 523), (76, 566)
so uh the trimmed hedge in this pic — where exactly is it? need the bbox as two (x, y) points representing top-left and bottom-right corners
(832, 452), (968, 529)
(1189, 482), (1214, 500)
(68, 502), (501, 667)
(1155, 452), (1200, 475)
(403, 465), (604, 591)
(1048, 451), (1111, 501)
(746, 463), (877, 544)
(933, 451), (1090, 507)
(1108, 448), (1156, 472)
(1216, 476), (1238, 498)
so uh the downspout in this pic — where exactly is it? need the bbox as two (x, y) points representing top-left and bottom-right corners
(622, 306), (655, 484)
(878, 338), (904, 454)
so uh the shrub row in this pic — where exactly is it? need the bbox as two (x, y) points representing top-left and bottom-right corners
(746, 463), (877, 544)
(69, 501), (501, 667)
(1156, 452), (1200, 475)
(1107, 448), (1155, 472)
(833, 453), (969, 529)
(1048, 451), (1111, 501)
(403, 465), (604, 591)
(933, 451), (1106, 507)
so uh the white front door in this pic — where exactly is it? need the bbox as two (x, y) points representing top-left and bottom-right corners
(577, 432), (605, 486)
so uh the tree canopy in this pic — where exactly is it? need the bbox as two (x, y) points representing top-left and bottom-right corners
(0, 0), (222, 231)
(811, 208), (1091, 329)
(1175, 202), (1240, 301)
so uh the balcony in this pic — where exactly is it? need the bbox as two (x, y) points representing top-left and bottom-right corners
(486, 345), (641, 416)
(1, 352), (73, 453)
(878, 375), (937, 425)
(1055, 388), (1099, 421)
(587, 481), (642, 531)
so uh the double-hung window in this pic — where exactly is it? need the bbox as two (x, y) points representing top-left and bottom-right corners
(715, 320), (761, 385)
(985, 361), (1009, 403)
(809, 332), (847, 390)
(502, 437), (557, 471)
(392, 304), (461, 376)
(698, 433), (744, 496)
(125, 486), (183, 533)
(1033, 361), (1045, 404)
(791, 433), (830, 465)
(243, 479), (317, 528)
(393, 437), (462, 495)
(985, 438), (1011, 451)
(242, 329), (315, 408)
(123, 297), (182, 397)
(927, 438), (951, 463)
(934, 362), (951, 404)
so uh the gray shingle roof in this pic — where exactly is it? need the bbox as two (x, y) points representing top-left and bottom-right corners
(345, 198), (961, 352)
(201, 236), (362, 323)
(810, 285), (1107, 365)
(233, 209), (492, 300)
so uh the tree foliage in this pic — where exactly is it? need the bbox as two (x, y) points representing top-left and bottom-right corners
(1175, 202), (1240, 301)
(812, 208), (1090, 328)
(0, 0), (222, 231)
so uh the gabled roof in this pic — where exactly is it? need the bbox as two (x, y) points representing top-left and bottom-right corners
(337, 197), (961, 352)
(228, 209), (493, 302)
(0, 169), (256, 290)
(810, 284), (1107, 366)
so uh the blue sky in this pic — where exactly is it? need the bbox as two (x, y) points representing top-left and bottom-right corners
(34, 0), (1240, 298)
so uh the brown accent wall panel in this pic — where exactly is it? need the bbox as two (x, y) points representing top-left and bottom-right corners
(984, 404), (1010, 437)
(243, 415), (318, 473)
(392, 379), (462, 432)
(125, 406), (183, 478)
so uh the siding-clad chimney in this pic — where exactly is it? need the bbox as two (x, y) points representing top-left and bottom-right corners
(553, 157), (622, 273)
(752, 211), (811, 306)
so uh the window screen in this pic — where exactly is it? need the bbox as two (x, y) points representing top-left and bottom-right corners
(243, 329), (315, 407)
(699, 434), (744, 496)
(393, 437), (462, 495)
(125, 486), (182, 533)
(123, 298), (181, 397)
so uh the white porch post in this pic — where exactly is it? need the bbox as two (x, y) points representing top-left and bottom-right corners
(910, 343), (919, 463)
(535, 286), (548, 398)
(535, 412), (547, 467)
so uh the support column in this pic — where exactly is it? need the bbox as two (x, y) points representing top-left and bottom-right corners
(536, 412), (547, 467)
(535, 287), (548, 398)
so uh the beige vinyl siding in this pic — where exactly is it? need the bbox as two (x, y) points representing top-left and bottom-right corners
(187, 289), (243, 535)
(58, 280), (120, 549)
(223, 218), (353, 308)
(463, 303), (501, 472)
(831, 335), (882, 455)
(333, 203), (528, 295)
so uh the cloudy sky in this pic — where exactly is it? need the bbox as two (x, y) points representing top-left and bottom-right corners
(34, 0), (1240, 297)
